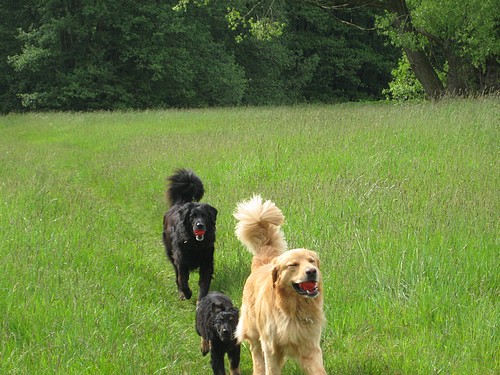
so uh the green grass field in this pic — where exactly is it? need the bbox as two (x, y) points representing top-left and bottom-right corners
(1, 98), (498, 374)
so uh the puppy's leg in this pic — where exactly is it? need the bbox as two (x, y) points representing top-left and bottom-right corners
(200, 337), (210, 356)
(210, 343), (226, 375)
(299, 346), (326, 375)
(228, 344), (241, 375)
(177, 264), (192, 300)
(198, 261), (214, 301)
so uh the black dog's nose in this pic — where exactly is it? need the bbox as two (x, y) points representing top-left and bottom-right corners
(196, 222), (205, 230)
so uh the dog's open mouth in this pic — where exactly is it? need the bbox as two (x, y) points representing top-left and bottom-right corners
(194, 229), (205, 241)
(293, 281), (319, 298)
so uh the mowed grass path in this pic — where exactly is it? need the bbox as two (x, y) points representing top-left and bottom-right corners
(0, 99), (498, 374)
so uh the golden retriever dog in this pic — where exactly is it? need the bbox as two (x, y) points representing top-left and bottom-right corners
(234, 195), (326, 375)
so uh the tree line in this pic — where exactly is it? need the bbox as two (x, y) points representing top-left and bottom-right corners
(0, 0), (497, 113)
(233, 0), (499, 100)
(0, 0), (397, 112)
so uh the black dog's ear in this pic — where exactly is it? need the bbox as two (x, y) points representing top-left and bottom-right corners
(212, 301), (225, 314)
(208, 206), (218, 223)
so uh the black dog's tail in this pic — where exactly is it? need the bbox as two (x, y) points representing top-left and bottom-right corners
(166, 168), (205, 206)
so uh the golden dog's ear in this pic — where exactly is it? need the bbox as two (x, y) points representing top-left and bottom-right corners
(272, 265), (279, 288)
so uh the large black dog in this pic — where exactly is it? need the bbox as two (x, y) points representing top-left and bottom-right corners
(162, 169), (217, 301)
(196, 292), (241, 375)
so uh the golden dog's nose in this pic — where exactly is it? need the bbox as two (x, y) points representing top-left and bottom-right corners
(306, 267), (317, 278)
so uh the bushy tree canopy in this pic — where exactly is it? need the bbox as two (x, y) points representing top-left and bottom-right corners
(4, 0), (247, 111)
(1, 0), (398, 111)
(217, 0), (499, 99)
(376, 0), (500, 96)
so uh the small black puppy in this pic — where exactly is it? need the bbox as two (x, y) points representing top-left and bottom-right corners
(162, 169), (218, 301)
(196, 292), (241, 375)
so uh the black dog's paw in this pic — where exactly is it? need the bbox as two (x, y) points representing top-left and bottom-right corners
(179, 288), (192, 300)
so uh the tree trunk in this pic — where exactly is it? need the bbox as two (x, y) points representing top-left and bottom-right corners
(443, 41), (468, 96)
(313, 0), (448, 98)
(389, 0), (445, 99)
(403, 47), (444, 99)
(481, 57), (500, 93)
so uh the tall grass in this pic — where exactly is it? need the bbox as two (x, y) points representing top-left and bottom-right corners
(0, 98), (498, 374)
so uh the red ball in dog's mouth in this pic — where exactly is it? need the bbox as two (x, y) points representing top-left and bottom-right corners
(194, 230), (206, 241)
(299, 281), (318, 292)
(293, 281), (319, 297)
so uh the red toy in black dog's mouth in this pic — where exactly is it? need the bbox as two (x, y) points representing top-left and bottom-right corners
(194, 229), (206, 241)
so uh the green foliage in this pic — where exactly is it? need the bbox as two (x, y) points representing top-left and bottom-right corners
(0, 0), (399, 111)
(383, 55), (425, 101)
(376, 0), (500, 94)
(4, 0), (248, 111)
(234, 38), (293, 105)
(285, 2), (398, 102)
(375, 11), (427, 51)
(226, 7), (286, 42)
(0, 0), (36, 112)
(409, 0), (500, 69)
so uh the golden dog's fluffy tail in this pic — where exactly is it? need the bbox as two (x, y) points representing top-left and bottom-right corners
(234, 195), (287, 262)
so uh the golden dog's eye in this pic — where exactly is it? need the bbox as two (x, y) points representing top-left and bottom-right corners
(287, 263), (298, 268)
(308, 258), (316, 263)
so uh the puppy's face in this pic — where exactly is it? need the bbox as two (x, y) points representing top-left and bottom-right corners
(272, 249), (321, 298)
(212, 304), (239, 343)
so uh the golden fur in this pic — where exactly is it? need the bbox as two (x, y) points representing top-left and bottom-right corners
(234, 195), (326, 375)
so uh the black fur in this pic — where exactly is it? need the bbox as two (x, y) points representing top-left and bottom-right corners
(163, 169), (217, 301)
(196, 292), (241, 375)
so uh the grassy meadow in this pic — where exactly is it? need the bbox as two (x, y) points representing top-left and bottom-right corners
(0, 98), (498, 374)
